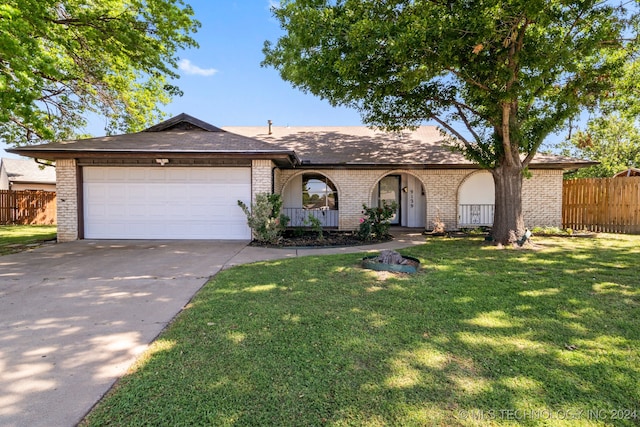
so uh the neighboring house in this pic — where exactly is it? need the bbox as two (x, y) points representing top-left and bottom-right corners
(0, 158), (56, 191)
(8, 113), (594, 241)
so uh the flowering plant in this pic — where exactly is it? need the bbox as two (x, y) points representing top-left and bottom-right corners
(357, 201), (397, 241)
(238, 193), (289, 244)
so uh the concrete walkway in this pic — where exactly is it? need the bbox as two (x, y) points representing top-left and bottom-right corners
(224, 228), (427, 268)
(0, 230), (426, 427)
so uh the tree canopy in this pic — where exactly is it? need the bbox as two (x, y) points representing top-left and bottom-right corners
(0, 0), (199, 144)
(560, 58), (640, 178)
(263, 0), (638, 243)
(561, 114), (640, 178)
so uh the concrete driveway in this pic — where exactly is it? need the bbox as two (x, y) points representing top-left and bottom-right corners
(0, 240), (248, 427)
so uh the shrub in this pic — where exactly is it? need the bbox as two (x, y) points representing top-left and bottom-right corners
(432, 207), (446, 234)
(304, 214), (324, 240)
(530, 226), (573, 236)
(358, 201), (397, 241)
(238, 193), (289, 244)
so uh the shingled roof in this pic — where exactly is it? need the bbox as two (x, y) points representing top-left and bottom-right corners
(8, 114), (299, 167)
(1, 158), (56, 184)
(225, 125), (595, 169)
(8, 114), (595, 170)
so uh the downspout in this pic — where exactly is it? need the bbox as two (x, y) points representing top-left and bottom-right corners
(272, 166), (276, 194)
(76, 162), (84, 239)
(34, 159), (55, 168)
(269, 119), (275, 193)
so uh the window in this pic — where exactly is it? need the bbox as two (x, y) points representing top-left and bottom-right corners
(302, 174), (338, 210)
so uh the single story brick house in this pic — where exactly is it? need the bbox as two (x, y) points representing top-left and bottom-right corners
(9, 113), (593, 241)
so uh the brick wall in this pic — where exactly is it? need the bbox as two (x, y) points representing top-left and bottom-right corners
(55, 159), (78, 242)
(277, 168), (468, 230)
(251, 160), (274, 201)
(523, 170), (563, 228)
(277, 169), (387, 229)
(52, 162), (562, 241)
(422, 170), (468, 229)
(276, 168), (564, 231)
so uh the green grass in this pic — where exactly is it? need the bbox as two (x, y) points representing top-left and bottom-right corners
(82, 235), (640, 426)
(0, 225), (57, 255)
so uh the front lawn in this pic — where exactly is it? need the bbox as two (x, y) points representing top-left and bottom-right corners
(82, 235), (640, 426)
(0, 225), (57, 255)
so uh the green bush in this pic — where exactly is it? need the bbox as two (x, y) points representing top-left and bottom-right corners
(531, 226), (572, 236)
(357, 201), (397, 241)
(238, 193), (289, 244)
(304, 214), (324, 240)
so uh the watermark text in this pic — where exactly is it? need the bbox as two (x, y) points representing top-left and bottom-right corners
(457, 408), (638, 421)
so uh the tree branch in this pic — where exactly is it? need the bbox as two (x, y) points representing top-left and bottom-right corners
(445, 67), (491, 92)
(9, 117), (45, 141)
(430, 115), (471, 146)
(454, 103), (483, 144)
(504, 17), (529, 92)
(51, 17), (117, 26)
(500, 102), (517, 168)
(522, 139), (544, 167)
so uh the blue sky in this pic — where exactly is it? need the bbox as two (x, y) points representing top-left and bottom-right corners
(2, 0), (581, 159)
(1, 0), (363, 158)
(146, 0), (363, 127)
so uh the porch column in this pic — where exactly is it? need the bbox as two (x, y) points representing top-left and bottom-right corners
(56, 159), (79, 242)
(251, 160), (275, 201)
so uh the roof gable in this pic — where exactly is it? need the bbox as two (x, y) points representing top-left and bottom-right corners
(6, 115), (300, 167)
(143, 113), (225, 132)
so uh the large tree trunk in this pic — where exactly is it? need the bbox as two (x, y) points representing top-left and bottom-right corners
(491, 164), (526, 245)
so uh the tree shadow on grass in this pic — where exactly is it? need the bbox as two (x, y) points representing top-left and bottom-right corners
(83, 236), (640, 426)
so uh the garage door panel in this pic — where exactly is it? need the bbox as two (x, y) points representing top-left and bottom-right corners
(84, 167), (251, 239)
(188, 203), (214, 218)
(85, 204), (107, 220)
(128, 184), (148, 199)
(86, 220), (128, 238)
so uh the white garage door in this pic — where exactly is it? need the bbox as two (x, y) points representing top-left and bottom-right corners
(83, 167), (252, 239)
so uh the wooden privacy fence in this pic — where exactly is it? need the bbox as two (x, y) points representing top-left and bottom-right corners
(0, 190), (57, 225)
(563, 177), (640, 234)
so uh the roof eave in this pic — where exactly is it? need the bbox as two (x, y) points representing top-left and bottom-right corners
(292, 161), (594, 169)
(529, 161), (599, 170)
(7, 148), (300, 167)
(9, 180), (56, 185)
(292, 162), (480, 169)
(8, 147), (592, 170)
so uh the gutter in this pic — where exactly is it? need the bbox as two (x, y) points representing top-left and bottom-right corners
(7, 148), (301, 167)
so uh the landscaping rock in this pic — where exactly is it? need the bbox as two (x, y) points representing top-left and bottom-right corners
(377, 250), (410, 265)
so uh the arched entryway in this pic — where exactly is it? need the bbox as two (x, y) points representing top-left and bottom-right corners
(370, 173), (426, 228)
(281, 172), (339, 228)
(458, 171), (495, 227)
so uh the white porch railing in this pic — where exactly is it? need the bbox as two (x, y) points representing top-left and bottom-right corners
(283, 208), (339, 228)
(459, 204), (494, 227)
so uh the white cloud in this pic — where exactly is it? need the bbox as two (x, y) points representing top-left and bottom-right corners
(178, 59), (218, 77)
(268, 1), (280, 10)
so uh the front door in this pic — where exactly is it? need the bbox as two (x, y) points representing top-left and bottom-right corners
(379, 175), (400, 225)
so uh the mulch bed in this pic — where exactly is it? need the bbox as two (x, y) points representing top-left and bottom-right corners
(249, 230), (392, 248)
(249, 229), (596, 248)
